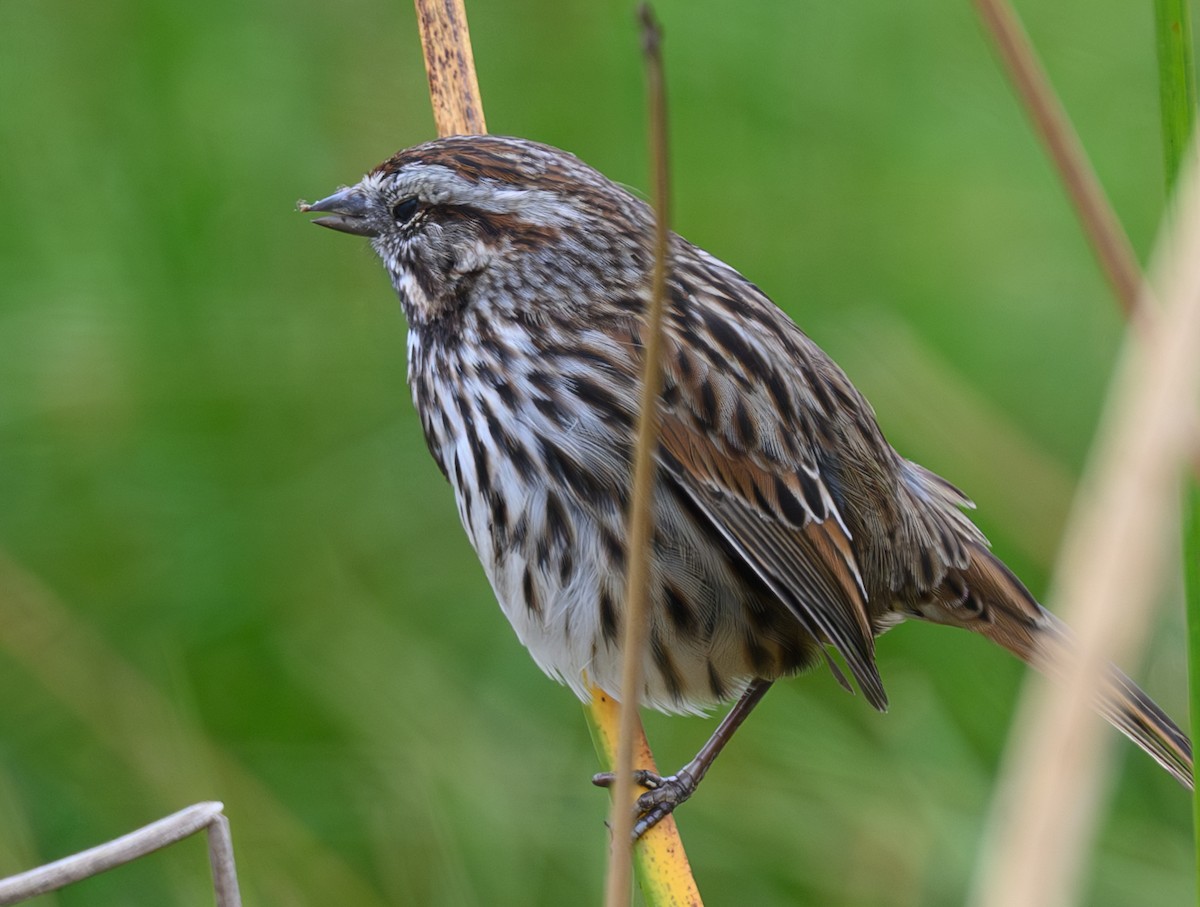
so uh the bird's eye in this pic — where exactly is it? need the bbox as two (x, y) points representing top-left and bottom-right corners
(392, 197), (421, 224)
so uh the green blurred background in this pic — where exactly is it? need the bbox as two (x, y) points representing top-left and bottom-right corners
(0, 0), (1192, 903)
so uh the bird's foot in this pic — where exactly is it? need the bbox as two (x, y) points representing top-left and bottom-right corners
(592, 768), (698, 839)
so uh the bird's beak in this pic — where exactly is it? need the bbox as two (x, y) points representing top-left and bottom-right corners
(299, 187), (378, 237)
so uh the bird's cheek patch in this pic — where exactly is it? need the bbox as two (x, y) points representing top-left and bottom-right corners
(452, 240), (494, 276)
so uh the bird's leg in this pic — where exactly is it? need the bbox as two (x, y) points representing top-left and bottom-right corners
(593, 678), (773, 838)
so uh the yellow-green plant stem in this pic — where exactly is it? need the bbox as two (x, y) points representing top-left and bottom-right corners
(1154, 0), (1198, 189)
(1152, 0), (1199, 897)
(585, 689), (703, 907)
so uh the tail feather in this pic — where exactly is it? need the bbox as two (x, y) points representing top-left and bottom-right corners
(913, 545), (1193, 789)
(1097, 664), (1192, 787)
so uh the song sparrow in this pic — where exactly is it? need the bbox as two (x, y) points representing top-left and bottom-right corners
(303, 134), (1192, 835)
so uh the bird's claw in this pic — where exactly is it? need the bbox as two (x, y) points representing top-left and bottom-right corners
(592, 768), (661, 790)
(592, 769), (698, 839)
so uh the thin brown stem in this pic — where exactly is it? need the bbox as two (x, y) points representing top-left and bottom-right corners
(604, 7), (673, 905)
(973, 0), (1147, 325)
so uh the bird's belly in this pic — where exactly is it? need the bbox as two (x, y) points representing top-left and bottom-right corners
(459, 476), (817, 715)
(418, 356), (818, 714)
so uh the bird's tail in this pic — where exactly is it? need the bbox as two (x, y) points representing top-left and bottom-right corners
(913, 544), (1193, 789)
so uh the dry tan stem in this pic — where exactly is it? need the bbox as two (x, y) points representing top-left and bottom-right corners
(0, 802), (241, 907)
(969, 2), (1197, 903)
(413, 0), (486, 136)
(206, 812), (242, 907)
(970, 144), (1200, 907)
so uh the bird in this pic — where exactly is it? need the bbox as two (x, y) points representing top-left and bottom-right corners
(302, 134), (1192, 836)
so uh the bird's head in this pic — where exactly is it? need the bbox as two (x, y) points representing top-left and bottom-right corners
(302, 135), (653, 324)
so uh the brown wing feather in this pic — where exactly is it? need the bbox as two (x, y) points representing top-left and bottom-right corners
(657, 409), (888, 710)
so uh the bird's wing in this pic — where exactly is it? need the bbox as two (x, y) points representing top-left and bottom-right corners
(647, 253), (889, 709)
(656, 409), (886, 709)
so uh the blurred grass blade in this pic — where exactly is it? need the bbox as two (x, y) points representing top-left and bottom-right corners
(1152, 0), (1199, 893)
(1153, 0), (1197, 193)
(970, 142), (1200, 907)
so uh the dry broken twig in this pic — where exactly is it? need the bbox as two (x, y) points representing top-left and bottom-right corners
(0, 802), (241, 907)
